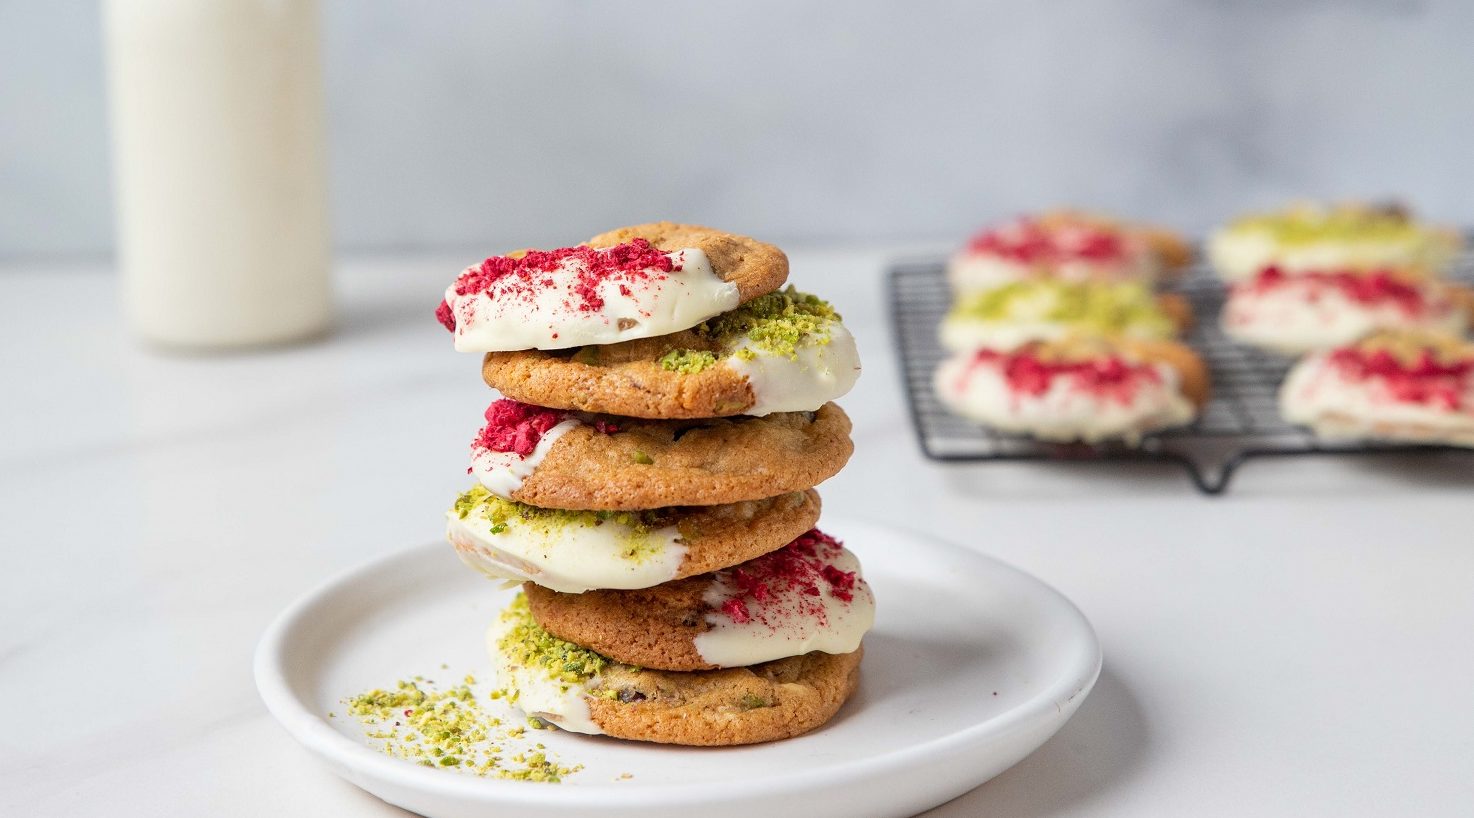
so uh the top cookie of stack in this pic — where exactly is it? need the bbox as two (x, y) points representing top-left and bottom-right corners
(440, 222), (859, 418)
(435, 223), (870, 746)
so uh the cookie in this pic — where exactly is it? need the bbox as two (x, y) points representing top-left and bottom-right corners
(438, 223), (786, 352)
(489, 593), (862, 745)
(469, 399), (853, 510)
(1128, 338), (1211, 408)
(1156, 292), (1194, 334)
(934, 334), (1205, 444)
(1034, 210), (1194, 275)
(1208, 201), (1461, 281)
(1222, 267), (1471, 354)
(523, 529), (874, 670)
(587, 648), (862, 746)
(939, 280), (1192, 352)
(1134, 223), (1195, 273)
(586, 222), (788, 304)
(947, 211), (1191, 292)
(1280, 329), (1474, 448)
(481, 288), (860, 418)
(447, 487), (821, 593)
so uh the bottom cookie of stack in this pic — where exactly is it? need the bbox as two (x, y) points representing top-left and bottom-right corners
(485, 529), (874, 746)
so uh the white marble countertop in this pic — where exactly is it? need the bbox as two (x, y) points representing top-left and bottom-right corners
(4, 249), (1474, 817)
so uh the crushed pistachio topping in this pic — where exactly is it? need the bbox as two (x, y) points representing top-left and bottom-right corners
(499, 593), (611, 686)
(948, 280), (1174, 337)
(343, 672), (582, 782)
(452, 486), (669, 563)
(657, 348), (718, 373)
(700, 286), (842, 360)
(1233, 204), (1425, 245)
(738, 693), (772, 710)
(654, 288), (842, 368)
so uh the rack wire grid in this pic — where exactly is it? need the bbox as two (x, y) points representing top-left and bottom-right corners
(890, 253), (1474, 495)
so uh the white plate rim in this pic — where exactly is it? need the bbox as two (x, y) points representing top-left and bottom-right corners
(254, 517), (1103, 810)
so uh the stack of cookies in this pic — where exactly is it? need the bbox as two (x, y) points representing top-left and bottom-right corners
(933, 211), (1210, 444)
(435, 223), (871, 746)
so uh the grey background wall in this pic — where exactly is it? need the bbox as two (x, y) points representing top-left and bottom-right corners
(4, 0), (1472, 261)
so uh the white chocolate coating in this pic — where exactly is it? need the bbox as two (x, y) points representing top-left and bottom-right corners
(947, 216), (1165, 292)
(485, 617), (602, 735)
(946, 248), (1159, 291)
(446, 248), (739, 352)
(1208, 226), (1459, 282)
(939, 282), (1175, 353)
(693, 547), (874, 668)
(1280, 353), (1474, 447)
(725, 323), (861, 415)
(940, 315), (1173, 353)
(934, 352), (1195, 444)
(447, 508), (687, 594)
(940, 318), (1076, 352)
(469, 418), (579, 498)
(1222, 278), (1468, 355)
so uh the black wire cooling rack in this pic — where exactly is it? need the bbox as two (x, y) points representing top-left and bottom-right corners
(890, 255), (1474, 495)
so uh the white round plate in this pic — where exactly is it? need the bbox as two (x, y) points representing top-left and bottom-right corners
(255, 517), (1101, 818)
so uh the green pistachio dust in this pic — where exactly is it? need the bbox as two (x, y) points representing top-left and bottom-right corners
(1233, 205), (1424, 245)
(498, 593), (611, 685)
(656, 349), (718, 373)
(947, 280), (1173, 337)
(452, 486), (667, 563)
(702, 286), (841, 360)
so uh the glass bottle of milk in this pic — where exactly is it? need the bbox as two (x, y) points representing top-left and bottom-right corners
(103, 0), (332, 349)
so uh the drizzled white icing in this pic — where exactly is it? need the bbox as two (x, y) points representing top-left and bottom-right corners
(934, 352), (1195, 443)
(446, 247), (739, 352)
(725, 323), (861, 415)
(693, 545), (874, 668)
(447, 506), (687, 593)
(469, 418), (579, 498)
(1222, 278), (1468, 354)
(485, 617), (602, 735)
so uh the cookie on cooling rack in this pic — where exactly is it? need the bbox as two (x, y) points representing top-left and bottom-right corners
(933, 334), (1209, 444)
(481, 288), (860, 418)
(437, 223), (788, 352)
(1280, 329), (1474, 448)
(947, 210), (1191, 291)
(1222, 267), (1473, 354)
(467, 399), (853, 510)
(447, 487), (821, 593)
(1207, 202), (1461, 282)
(522, 528), (874, 671)
(938, 280), (1193, 353)
(488, 593), (862, 745)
